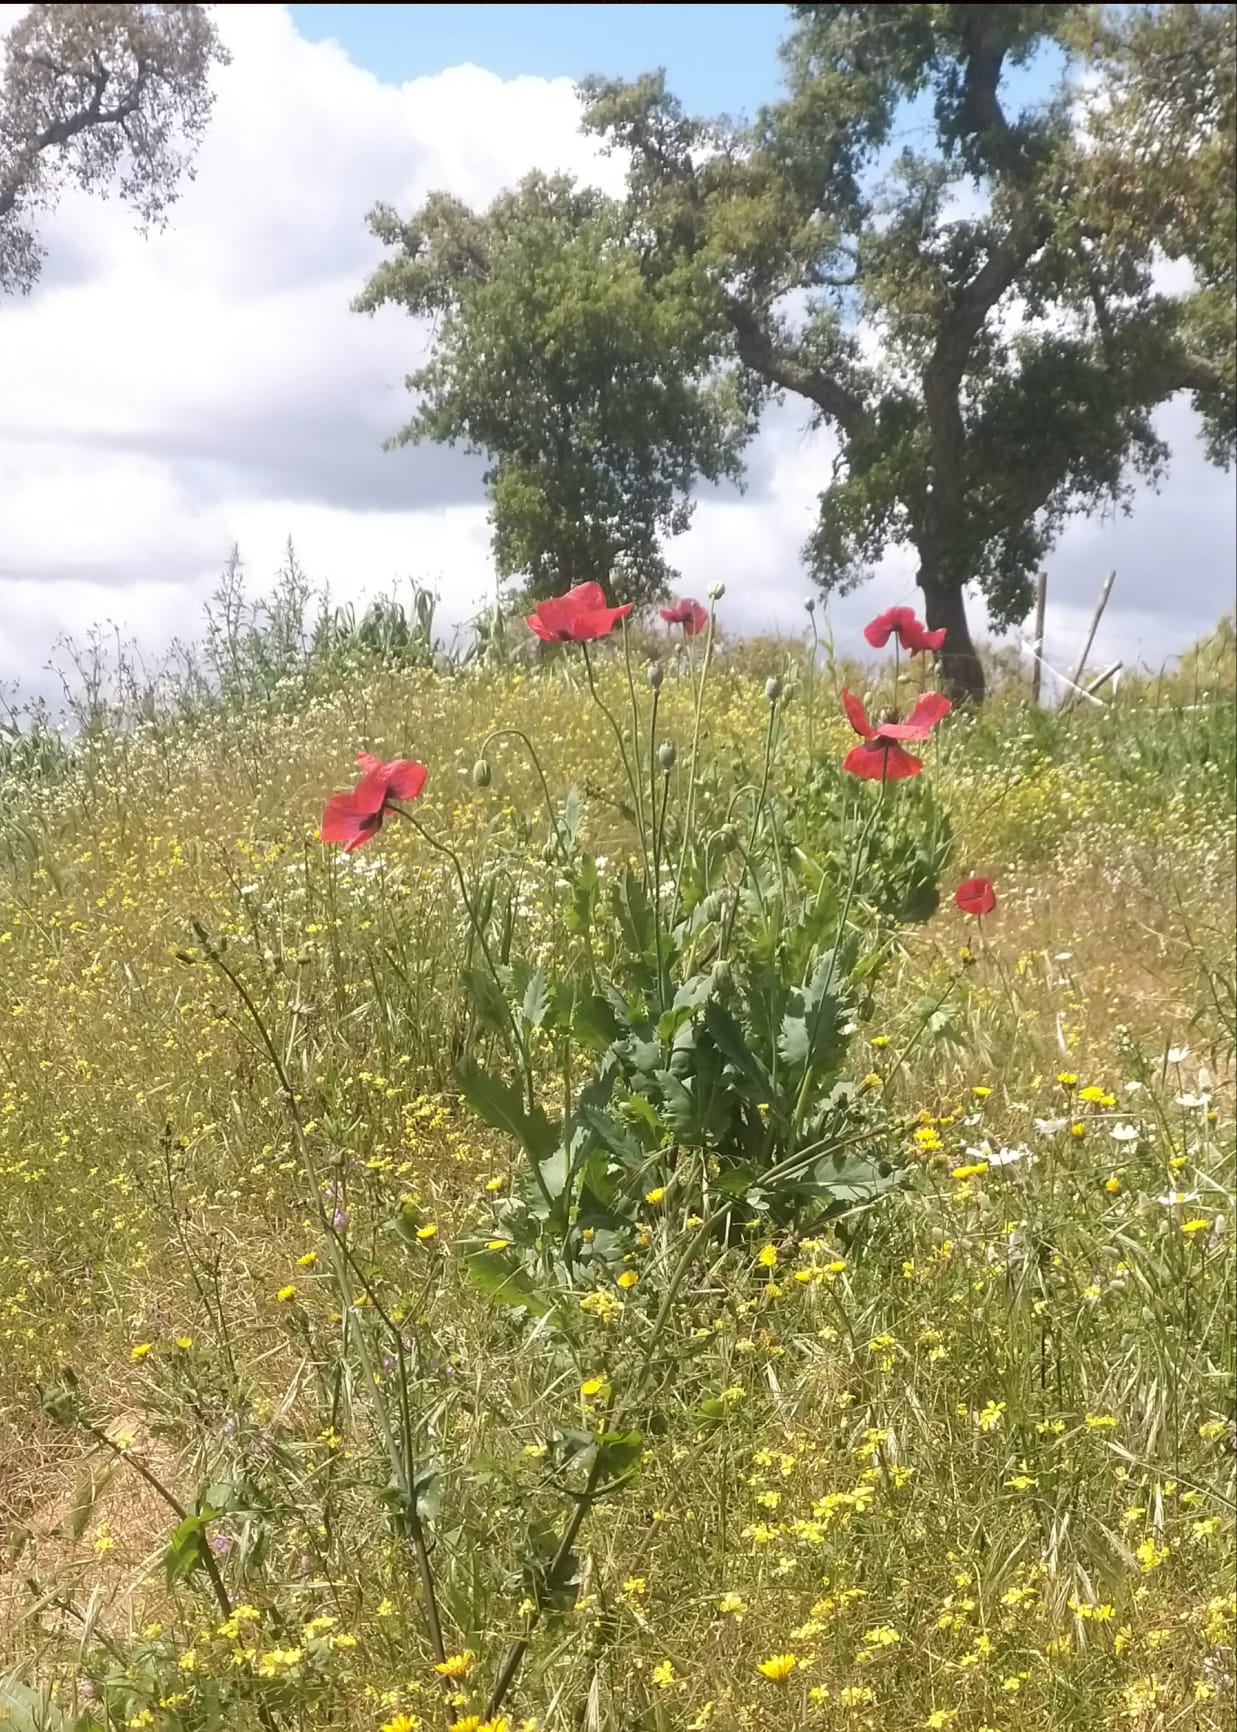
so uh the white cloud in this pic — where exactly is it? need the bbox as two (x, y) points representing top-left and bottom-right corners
(1, 3), (1232, 706)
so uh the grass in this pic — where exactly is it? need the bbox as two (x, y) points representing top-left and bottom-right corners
(0, 597), (1233, 1732)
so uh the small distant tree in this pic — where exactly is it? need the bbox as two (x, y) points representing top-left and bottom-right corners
(354, 174), (753, 609)
(1, 2), (228, 296)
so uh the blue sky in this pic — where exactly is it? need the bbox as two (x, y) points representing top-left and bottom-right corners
(289, 3), (793, 115)
(288, 3), (1062, 147)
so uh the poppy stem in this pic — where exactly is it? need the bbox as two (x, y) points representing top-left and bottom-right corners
(806, 607), (819, 760)
(648, 675), (667, 1011)
(621, 620), (650, 844)
(476, 726), (565, 858)
(790, 780), (885, 1131)
(389, 805), (555, 1216)
(582, 641), (651, 884)
(671, 605), (717, 929)
(191, 926), (450, 1665)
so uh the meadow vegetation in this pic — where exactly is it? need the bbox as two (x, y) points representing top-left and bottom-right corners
(0, 577), (1233, 1732)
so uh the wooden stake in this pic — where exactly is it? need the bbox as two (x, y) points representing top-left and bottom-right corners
(1030, 571), (1047, 706)
(1083, 660), (1122, 699)
(1061, 569), (1116, 714)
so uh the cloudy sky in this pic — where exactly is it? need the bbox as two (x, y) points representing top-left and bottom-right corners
(1, 2), (1233, 707)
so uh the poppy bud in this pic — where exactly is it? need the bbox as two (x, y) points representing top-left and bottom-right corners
(711, 958), (732, 987)
(803, 595), (816, 613)
(765, 675), (783, 704)
(472, 759), (492, 788)
(647, 660), (664, 690)
(658, 740), (677, 772)
(716, 824), (738, 855)
(708, 581), (726, 601)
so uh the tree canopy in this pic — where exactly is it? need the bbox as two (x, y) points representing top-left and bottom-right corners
(1, 2), (228, 297)
(359, 3), (1235, 697)
(354, 174), (753, 607)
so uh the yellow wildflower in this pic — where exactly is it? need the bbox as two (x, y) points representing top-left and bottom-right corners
(433, 1651), (474, 1679)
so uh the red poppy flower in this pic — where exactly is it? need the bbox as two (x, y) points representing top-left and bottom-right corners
(955, 876), (997, 917)
(526, 581), (633, 643)
(320, 752), (427, 852)
(863, 606), (947, 655)
(841, 688), (952, 781)
(659, 598), (708, 637)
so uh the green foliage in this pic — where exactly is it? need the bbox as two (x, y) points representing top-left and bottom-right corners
(355, 7), (1235, 698)
(454, 659), (937, 1288)
(355, 174), (751, 606)
(578, 8), (1235, 699)
(1068, 3), (1236, 466)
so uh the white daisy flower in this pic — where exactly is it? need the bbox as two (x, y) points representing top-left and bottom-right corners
(987, 1145), (1030, 1168)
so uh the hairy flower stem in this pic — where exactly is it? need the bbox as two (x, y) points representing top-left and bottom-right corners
(582, 641), (651, 885)
(807, 610), (819, 759)
(790, 783), (885, 1132)
(647, 678), (668, 1009)
(622, 621), (650, 841)
(476, 725), (566, 859)
(192, 929), (449, 1667)
(671, 607), (717, 926)
(390, 807), (555, 1218)
(485, 1448), (607, 1721)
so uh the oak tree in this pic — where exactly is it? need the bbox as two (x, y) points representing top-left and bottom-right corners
(360, 4), (1235, 695)
(1, 2), (228, 296)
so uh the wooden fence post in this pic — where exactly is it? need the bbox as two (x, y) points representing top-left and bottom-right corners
(1030, 571), (1047, 705)
(1061, 569), (1116, 715)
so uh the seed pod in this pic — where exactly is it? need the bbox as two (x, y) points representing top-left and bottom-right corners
(647, 660), (664, 690)
(658, 740), (677, 772)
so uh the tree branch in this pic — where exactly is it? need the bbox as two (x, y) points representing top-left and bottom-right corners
(724, 296), (867, 440)
(0, 51), (148, 221)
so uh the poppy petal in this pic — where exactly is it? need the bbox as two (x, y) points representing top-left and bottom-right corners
(342, 813), (383, 851)
(905, 691), (952, 730)
(563, 581), (610, 613)
(843, 740), (923, 781)
(350, 766), (392, 816)
(382, 760), (428, 802)
(320, 791), (371, 843)
(955, 876), (997, 916)
(841, 688), (876, 739)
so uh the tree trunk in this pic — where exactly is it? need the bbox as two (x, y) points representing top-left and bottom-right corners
(918, 569), (985, 705)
